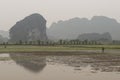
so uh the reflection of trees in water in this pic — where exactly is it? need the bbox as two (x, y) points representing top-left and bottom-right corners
(47, 54), (120, 72)
(9, 53), (46, 73)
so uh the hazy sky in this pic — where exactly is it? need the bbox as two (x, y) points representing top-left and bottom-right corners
(0, 0), (120, 30)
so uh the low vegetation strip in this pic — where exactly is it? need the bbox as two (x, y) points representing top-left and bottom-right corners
(0, 45), (120, 54)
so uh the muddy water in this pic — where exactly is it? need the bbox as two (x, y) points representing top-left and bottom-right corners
(0, 53), (120, 80)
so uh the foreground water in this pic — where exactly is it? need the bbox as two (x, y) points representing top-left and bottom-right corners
(0, 53), (120, 80)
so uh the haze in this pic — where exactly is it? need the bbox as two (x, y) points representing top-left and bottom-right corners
(0, 0), (120, 30)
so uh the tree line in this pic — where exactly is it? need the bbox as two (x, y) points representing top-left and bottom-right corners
(1, 39), (120, 46)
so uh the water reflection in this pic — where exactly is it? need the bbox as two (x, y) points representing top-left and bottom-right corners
(9, 53), (46, 73)
(0, 53), (120, 80)
(47, 54), (120, 72)
(8, 53), (120, 73)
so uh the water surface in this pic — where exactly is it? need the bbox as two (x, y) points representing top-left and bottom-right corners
(0, 53), (120, 80)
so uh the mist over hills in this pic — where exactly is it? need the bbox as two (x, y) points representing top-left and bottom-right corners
(0, 35), (8, 43)
(0, 30), (9, 43)
(0, 30), (9, 38)
(47, 16), (120, 40)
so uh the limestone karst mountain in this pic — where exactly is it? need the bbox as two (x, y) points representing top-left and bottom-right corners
(47, 16), (120, 40)
(9, 13), (48, 42)
(77, 32), (112, 42)
(8, 15), (120, 42)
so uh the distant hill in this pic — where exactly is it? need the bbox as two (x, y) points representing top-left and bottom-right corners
(9, 13), (48, 42)
(0, 30), (9, 38)
(0, 35), (8, 43)
(77, 32), (112, 42)
(47, 16), (120, 40)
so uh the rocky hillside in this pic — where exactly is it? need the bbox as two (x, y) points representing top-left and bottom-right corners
(47, 16), (120, 40)
(77, 32), (112, 42)
(9, 13), (48, 42)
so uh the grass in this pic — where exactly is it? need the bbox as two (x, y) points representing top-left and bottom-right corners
(0, 45), (120, 53)
(0, 45), (119, 61)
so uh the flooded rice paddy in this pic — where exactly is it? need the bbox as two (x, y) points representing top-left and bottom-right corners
(0, 53), (120, 80)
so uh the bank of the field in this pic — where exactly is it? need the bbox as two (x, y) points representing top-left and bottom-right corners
(0, 45), (120, 54)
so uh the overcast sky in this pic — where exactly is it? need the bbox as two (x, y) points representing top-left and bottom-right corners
(0, 0), (120, 30)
